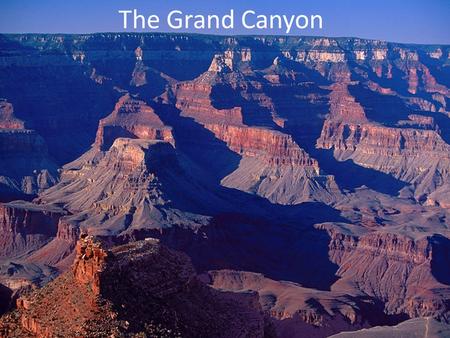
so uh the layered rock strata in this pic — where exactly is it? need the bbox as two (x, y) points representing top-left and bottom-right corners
(317, 222), (450, 321)
(95, 94), (174, 150)
(0, 201), (65, 258)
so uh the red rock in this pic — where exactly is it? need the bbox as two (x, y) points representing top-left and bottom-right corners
(95, 94), (174, 150)
(173, 81), (244, 125)
(0, 100), (24, 129)
(72, 234), (108, 295)
(205, 123), (318, 166)
(0, 237), (267, 337)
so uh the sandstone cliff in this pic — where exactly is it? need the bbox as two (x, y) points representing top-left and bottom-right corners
(95, 94), (174, 150)
(0, 236), (267, 338)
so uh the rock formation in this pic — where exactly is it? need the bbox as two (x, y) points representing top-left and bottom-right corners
(317, 222), (450, 321)
(0, 236), (267, 338)
(316, 80), (450, 201)
(95, 94), (174, 150)
(0, 33), (449, 337)
(0, 201), (65, 258)
(170, 52), (342, 204)
(0, 100), (24, 129)
(0, 101), (58, 201)
(38, 138), (216, 236)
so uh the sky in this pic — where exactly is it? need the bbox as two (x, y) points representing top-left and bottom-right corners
(0, 0), (449, 44)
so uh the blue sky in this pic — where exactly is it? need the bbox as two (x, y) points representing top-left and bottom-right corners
(0, 0), (449, 44)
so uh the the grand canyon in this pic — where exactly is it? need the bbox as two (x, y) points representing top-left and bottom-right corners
(0, 33), (449, 337)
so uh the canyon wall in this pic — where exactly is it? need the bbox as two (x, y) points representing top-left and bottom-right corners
(317, 223), (450, 321)
(0, 33), (449, 337)
(0, 201), (65, 258)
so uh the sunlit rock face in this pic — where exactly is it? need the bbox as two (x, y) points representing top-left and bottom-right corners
(0, 33), (450, 337)
(94, 94), (174, 150)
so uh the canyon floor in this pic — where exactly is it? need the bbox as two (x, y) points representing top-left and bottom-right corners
(0, 33), (449, 337)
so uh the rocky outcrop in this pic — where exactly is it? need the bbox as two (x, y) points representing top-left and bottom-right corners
(318, 121), (450, 155)
(0, 237), (267, 338)
(172, 80), (244, 125)
(38, 138), (217, 235)
(205, 124), (341, 204)
(316, 69), (450, 201)
(208, 53), (234, 72)
(95, 94), (174, 150)
(171, 54), (342, 204)
(55, 219), (80, 244)
(72, 234), (108, 295)
(130, 61), (148, 87)
(206, 124), (318, 166)
(327, 84), (367, 123)
(0, 100), (24, 129)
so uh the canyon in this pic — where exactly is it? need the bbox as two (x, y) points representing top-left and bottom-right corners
(0, 33), (449, 337)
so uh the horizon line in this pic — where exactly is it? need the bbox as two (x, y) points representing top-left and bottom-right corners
(1, 31), (449, 47)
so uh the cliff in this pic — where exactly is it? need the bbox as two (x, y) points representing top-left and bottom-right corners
(169, 52), (342, 205)
(172, 80), (244, 125)
(0, 101), (58, 201)
(205, 124), (318, 166)
(205, 124), (342, 204)
(318, 119), (450, 200)
(0, 236), (267, 338)
(0, 201), (65, 258)
(37, 137), (223, 235)
(316, 72), (450, 201)
(1, 33), (450, 337)
(95, 94), (174, 150)
(317, 223), (450, 321)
